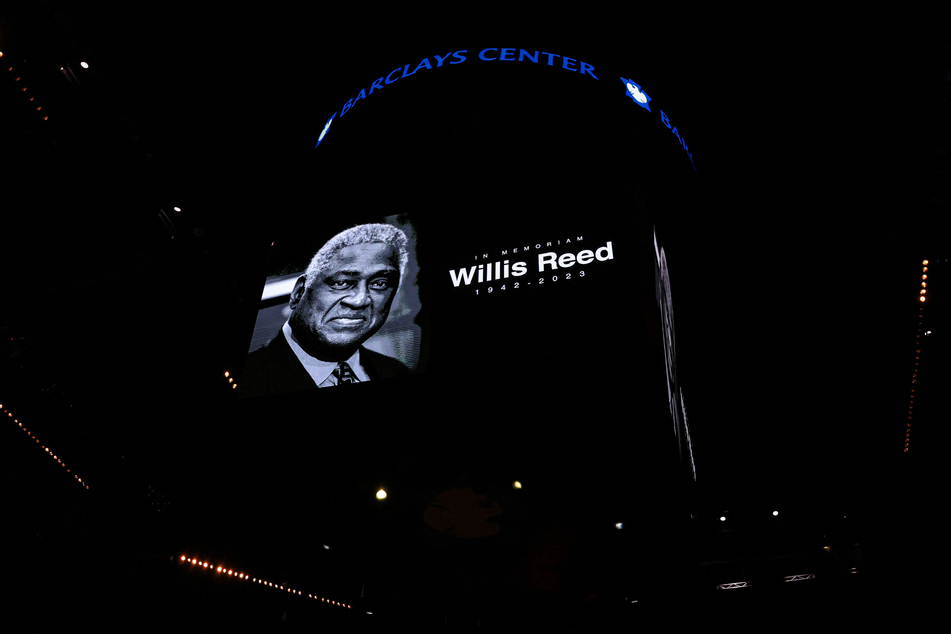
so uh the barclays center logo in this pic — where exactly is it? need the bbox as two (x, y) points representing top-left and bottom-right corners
(621, 78), (651, 112)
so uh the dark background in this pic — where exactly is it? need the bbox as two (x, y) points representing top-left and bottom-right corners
(3, 3), (949, 629)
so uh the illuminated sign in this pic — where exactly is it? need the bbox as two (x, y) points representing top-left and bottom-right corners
(336, 48), (598, 119)
(621, 78), (651, 111)
(622, 77), (695, 171)
(314, 114), (335, 148)
(659, 108), (696, 171)
(316, 46), (697, 172)
(314, 47), (697, 171)
(449, 238), (615, 291)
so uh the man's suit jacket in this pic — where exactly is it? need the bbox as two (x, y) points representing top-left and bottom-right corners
(240, 330), (409, 397)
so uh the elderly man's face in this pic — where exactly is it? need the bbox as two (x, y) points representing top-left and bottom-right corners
(289, 243), (400, 359)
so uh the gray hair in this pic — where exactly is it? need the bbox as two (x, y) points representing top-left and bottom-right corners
(303, 223), (409, 287)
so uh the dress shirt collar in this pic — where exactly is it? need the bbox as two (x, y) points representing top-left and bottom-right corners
(282, 321), (369, 385)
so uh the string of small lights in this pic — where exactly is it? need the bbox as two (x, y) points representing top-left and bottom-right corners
(178, 555), (351, 609)
(5, 58), (50, 121)
(223, 370), (237, 389)
(905, 259), (929, 452)
(4, 403), (89, 488)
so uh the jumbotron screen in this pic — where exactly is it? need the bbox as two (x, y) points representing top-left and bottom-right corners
(228, 45), (699, 609)
(240, 46), (696, 455)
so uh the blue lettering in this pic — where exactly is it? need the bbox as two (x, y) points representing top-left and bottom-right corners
(401, 63), (416, 78)
(369, 77), (385, 95)
(519, 49), (539, 63)
(479, 48), (498, 61)
(656, 109), (697, 170)
(500, 48), (516, 61)
(413, 58), (433, 73)
(451, 50), (468, 64)
(385, 68), (402, 84)
(562, 56), (577, 71)
(340, 98), (354, 116)
(352, 88), (367, 106)
(541, 52), (560, 65)
(580, 62), (598, 79)
(433, 52), (452, 67)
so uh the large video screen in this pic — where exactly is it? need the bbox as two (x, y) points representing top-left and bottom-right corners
(238, 47), (698, 411)
(213, 44), (703, 617)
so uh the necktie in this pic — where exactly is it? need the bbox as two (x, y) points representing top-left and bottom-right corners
(332, 361), (359, 385)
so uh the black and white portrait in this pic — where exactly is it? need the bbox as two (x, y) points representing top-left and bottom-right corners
(242, 222), (422, 396)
